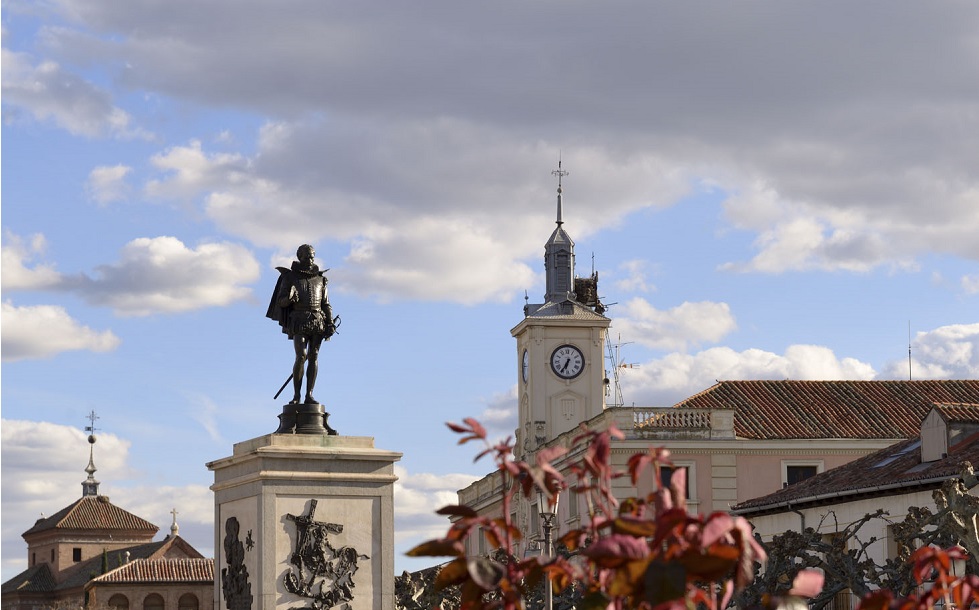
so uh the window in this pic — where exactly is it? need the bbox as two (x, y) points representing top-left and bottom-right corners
(73, 548), (82, 562)
(32, 552), (36, 566)
(660, 464), (694, 502)
(782, 460), (823, 487)
(143, 593), (165, 610)
(786, 465), (818, 485)
(51, 549), (55, 562)
(108, 595), (130, 610)
(177, 594), (199, 610)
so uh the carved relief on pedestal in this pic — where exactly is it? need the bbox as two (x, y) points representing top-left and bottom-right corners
(222, 517), (254, 610)
(283, 499), (369, 610)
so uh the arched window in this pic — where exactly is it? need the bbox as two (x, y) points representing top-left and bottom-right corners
(108, 594), (130, 610)
(178, 593), (199, 610)
(143, 593), (165, 610)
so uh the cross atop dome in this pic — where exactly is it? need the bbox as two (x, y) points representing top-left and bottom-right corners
(82, 410), (100, 497)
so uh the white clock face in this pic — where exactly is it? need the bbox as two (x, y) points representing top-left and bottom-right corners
(551, 344), (584, 379)
(522, 349), (530, 382)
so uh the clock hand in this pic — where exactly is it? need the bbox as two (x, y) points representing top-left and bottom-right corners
(561, 358), (570, 373)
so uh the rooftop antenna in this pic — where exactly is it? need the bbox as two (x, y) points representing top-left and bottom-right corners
(604, 333), (639, 408)
(908, 321), (912, 381)
(552, 155), (569, 226)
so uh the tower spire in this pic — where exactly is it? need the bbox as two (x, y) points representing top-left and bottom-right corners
(552, 156), (569, 226)
(543, 158), (575, 304)
(82, 410), (100, 497)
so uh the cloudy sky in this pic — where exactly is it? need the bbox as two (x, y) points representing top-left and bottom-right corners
(3, 0), (979, 580)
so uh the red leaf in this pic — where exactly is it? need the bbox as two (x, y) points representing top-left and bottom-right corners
(435, 557), (470, 589)
(788, 569), (825, 598)
(406, 538), (465, 557)
(436, 505), (479, 518)
(856, 590), (893, 610)
(613, 515), (658, 538)
(582, 533), (650, 568)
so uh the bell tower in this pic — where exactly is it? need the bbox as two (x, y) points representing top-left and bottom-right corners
(512, 162), (610, 458)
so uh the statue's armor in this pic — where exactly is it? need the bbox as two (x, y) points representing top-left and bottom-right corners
(280, 271), (333, 339)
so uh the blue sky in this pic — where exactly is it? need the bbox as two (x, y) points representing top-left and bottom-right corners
(3, 1), (979, 580)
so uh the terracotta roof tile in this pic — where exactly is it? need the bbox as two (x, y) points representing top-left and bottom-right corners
(91, 558), (213, 584)
(24, 496), (158, 536)
(1, 536), (205, 593)
(672, 380), (979, 440)
(934, 403), (979, 422)
(733, 417), (979, 515)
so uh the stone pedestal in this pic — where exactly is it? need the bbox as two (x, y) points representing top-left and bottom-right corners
(208, 434), (401, 610)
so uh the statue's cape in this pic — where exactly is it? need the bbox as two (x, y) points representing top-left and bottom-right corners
(266, 263), (328, 335)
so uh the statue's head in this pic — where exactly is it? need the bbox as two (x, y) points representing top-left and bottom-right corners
(297, 244), (315, 262)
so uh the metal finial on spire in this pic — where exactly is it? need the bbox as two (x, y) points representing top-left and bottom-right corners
(82, 411), (100, 496)
(551, 156), (569, 226)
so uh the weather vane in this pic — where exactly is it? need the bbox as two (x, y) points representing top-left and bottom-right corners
(85, 410), (100, 437)
(552, 155), (569, 186)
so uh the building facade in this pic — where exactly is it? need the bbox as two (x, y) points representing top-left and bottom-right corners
(457, 169), (979, 559)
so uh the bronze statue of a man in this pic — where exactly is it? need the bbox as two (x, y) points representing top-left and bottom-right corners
(267, 245), (337, 405)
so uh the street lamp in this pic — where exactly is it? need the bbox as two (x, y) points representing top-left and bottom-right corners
(536, 489), (560, 610)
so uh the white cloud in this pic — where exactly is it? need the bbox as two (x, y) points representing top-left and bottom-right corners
(1, 232), (61, 290)
(620, 344), (877, 407)
(392, 465), (477, 548)
(880, 323), (979, 379)
(146, 140), (249, 200)
(2, 233), (261, 317)
(139, 130), (688, 304)
(613, 259), (655, 293)
(0, 48), (149, 139)
(475, 386), (519, 443)
(86, 164), (132, 204)
(962, 275), (979, 295)
(65, 236), (261, 316)
(613, 298), (737, 352)
(1, 302), (120, 361)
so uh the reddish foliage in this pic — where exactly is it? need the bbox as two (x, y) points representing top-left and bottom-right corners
(408, 420), (772, 610)
(410, 419), (977, 610)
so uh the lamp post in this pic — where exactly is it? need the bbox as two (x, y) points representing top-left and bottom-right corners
(537, 490), (560, 610)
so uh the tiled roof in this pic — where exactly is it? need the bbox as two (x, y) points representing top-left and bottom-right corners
(733, 422), (979, 515)
(672, 380), (979, 440)
(1, 564), (56, 594)
(24, 495), (158, 536)
(524, 300), (608, 320)
(934, 403), (979, 422)
(91, 558), (213, 584)
(1, 537), (207, 594)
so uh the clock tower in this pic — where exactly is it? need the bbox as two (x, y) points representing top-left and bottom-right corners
(512, 163), (610, 458)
